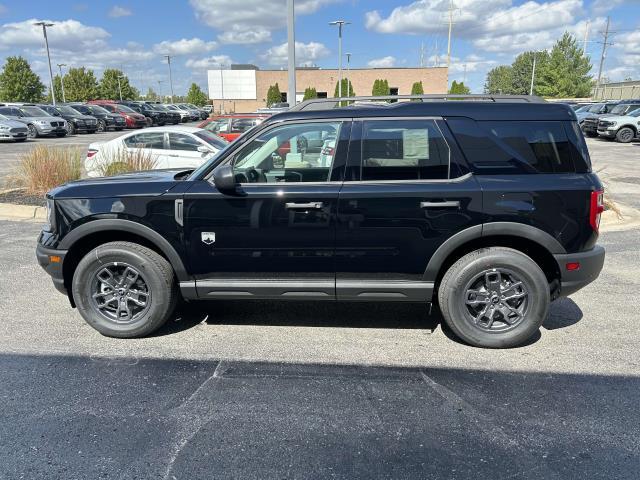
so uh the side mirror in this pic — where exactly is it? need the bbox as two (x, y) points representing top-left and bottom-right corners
(212, 164), (237, 193)
(197, 145), (212, 154)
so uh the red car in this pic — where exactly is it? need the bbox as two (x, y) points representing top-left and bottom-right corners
(198, 114), (269, 141)
(88, 100), (148, 129)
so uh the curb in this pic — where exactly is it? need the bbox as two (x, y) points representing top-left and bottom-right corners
(0, 202), (46, 221)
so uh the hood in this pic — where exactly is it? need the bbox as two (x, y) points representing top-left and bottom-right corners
(48, 168), (191, 199)
(0, 118), (27, 128)
(21, 115), (61, 123)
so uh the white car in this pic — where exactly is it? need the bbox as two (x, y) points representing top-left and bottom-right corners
(85, 126), (228, 177)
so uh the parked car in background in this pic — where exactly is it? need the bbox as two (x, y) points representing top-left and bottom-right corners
(185, 103), (208, 120)
(572, 103), (593, 112)
(70, 104), (125, 132)
(199, 114), (268, 142)
(89, 101), (148, 129)
(0, 113), (28, 141)
(202, 104), (213, 113)
(177, 103), (201, 121)
(0, 104), (67, 138)
(153, 104), (181, 125)
(85, 126), (228, 176)
(166, 104), (192, 122)
(576, 102), (617, 126)
(596, 107), (640, 143)
(38, 104), (98, 135)
(119, 102), (167, 126)
(582, 101), (640, 137)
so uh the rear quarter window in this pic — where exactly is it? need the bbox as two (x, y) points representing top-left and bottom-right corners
(447, 118), (578, 174)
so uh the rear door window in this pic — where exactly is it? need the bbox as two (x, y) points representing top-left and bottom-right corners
(167, 133), (201, 151)
(124, 132), (165, 149)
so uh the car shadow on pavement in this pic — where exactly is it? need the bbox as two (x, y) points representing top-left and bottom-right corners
(154, 297), (584, 342)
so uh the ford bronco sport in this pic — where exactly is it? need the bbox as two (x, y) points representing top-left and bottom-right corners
(36, 94), (605, 348)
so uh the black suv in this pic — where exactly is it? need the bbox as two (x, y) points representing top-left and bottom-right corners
(69, 104), (126, 132)
(36, 95), (605, 348)
(119, 101), (167, 126)
(38, 104), (98, 135)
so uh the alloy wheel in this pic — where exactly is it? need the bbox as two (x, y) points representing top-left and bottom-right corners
(97, 120), (106, 132)
(90, 263), (151, 324)
(27, 124), (37, 138)
(463, 268), (529, 332)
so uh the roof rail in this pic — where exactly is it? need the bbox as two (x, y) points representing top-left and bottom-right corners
(289, 94), (545, 112)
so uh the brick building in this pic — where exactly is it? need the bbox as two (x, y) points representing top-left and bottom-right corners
(207, 65), (448, 113)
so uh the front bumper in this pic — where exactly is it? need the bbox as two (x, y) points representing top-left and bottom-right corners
(554, 245), (605, 297)
(0, 129), (27, 139)
(597, 129), (616, 138)
(36, 243), (68, 296)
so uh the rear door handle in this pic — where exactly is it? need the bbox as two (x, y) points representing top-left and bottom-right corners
(285, 202), (324, 210)
(420, 201), (460, 209)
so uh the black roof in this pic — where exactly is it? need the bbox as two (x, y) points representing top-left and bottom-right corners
(270, 100), (577, 122)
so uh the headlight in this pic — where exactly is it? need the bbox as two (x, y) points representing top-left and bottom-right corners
(609, 121), (617, 126)
(45, 198), (56, 232)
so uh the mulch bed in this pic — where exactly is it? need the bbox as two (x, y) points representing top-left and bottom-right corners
(0, 189), (46, 206)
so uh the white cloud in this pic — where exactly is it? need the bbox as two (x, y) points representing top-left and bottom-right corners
(591, 0), (626, 15)
(367, 56), (397, 68)
(261, 41), (330, 66)
(0, 18), (110, 50)
(185, 55), (234, 69)
(189, 0), (340, 44)
(108, 5), (132, 18)
(153, 38), (217, 56)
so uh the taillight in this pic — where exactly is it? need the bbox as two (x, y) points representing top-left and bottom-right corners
(590, 189), (604, 232)
(87, 149), (98, 158)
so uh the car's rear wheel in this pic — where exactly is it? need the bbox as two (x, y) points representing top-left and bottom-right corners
(27, 124), (38, 138)
(72, 241), (178, 338)
(438, 247), (549, 348)
(67, 122), (76, 135)
(616, 127), (635, 143)
(97, 120), (106, 132)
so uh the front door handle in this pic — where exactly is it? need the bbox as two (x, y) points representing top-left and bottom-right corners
(285, 202), (324, 210)
(420, 200), (460, 209)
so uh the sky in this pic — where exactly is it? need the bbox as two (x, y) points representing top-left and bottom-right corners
(0, 0), (638, 96)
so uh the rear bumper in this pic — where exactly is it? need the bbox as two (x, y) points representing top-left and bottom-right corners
(554, 246), (605, 297)
(36, 243), (68, 296)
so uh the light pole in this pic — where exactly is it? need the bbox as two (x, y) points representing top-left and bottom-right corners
(529, 52), (537, 96)
(345, 53), (352, 97)
(157, 80), (164, 101)
(287, 0), (296, 107)
(57, 63), (66, 103)
(329, 20), (350, 99)
(219, 64), (225, 113)
(117, 75), (123, 101)
(34, 22), (56, 105)
(163, 54), (174, 103)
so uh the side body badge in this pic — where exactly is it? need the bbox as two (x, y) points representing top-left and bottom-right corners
(201, 232), (216, 245)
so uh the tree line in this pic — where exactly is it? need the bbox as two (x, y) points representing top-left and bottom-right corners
(485, 33), (592, 97)
(0, 56), (210, 105)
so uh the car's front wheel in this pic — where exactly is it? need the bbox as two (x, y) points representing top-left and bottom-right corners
(27, 124), (38, 138)
(616, 127), (635, 143)
(438, 247), (549, 348)
(72, 241), (178, 338)
(97, 120), (106, 132)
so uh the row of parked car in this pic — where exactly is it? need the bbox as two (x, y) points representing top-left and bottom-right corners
(572, 99), (640, 143)
(0, 101), (210, 142)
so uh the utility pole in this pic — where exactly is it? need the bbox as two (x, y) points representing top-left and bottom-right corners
(157, 80), (163, 101)
(597, 16), (611, 87)
(420, 42), (425, 67)
(345, 53), (352, 97)
(446, 0), (454, 70)
(117, 75), (123, 101)
(329, 20), (350, 99)
(463, 64), (467, 84)
(57, 63), (66, 103)
(583, 20), (590, 55)
(163, 54), (174, 102)
(34, 22), (56, 105)
(529, 52), (537, 96)
(219, 64), (225, 113)
(287, 0), (296, 107)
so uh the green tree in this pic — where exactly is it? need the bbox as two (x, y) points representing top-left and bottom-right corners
(508, 51), (549, 95)
(333, 78), (355, 105)
(98, 69), (138, 100)
(411, 81), (424, 96)
(302, 86), (318, 101)
(536, 32), (592, 98)
(0, 56), (46, 102)
(266, 83), (282, 107)
(484, 65), (513, 94)
(186, 83), (209, 106)
(449, 80), (471, 94)
(62, 67), (98, 101)
(372, 78), (390, 96)
(145, 87), (158, 101)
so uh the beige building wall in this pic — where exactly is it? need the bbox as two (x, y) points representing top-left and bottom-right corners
(213, 67), (448, 113)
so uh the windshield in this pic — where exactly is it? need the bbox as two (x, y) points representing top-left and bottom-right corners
(0, 113), (8, 121)
(88, 105), (109, 115)
(187, 104), (198, 109)
(57, 106), (82, 115)
(20, 106), (49, 117)
(194, 130), (228, 149)
(611, 104), (640, 115)
(117, 105), (136, 113)
(166, 105), (178, 110)
(575, 104), (592, 112)
(629, 108), (640, 117)
(587, 104), (604, 112)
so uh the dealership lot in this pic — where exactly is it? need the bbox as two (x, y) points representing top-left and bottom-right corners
(0, 132), (639, 478)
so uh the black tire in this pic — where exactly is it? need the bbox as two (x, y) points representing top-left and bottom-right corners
(97, 119), (106, 133)
(438, 247), (549, 348)
(585, 131), (598, 138)
(56, 132), (66, 137)
(67, 122), (76, 135)
(27, 124), (38, 138)
(72, 241), (178, 338)
(146, 117), (153, 127)
(15, 138), (27, 142)
(87, 129), (97, 134)
(616, 127), (635, 143)
(116, 127), (124, 131)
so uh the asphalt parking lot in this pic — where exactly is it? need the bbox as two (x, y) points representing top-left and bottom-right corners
(0, 133), (639, 478)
